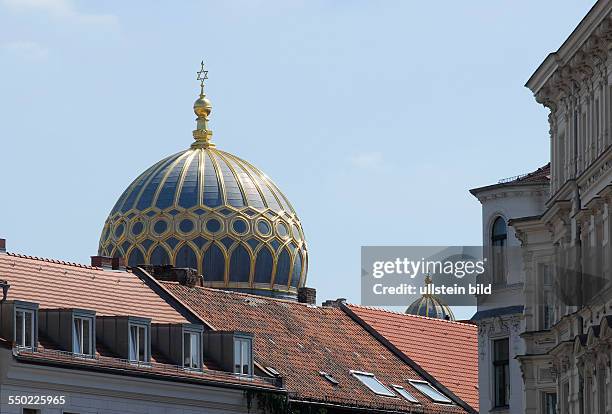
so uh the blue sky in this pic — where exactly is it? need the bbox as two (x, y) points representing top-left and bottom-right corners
(0, 0), (593, 319)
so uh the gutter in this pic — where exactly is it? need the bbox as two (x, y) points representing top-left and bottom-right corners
(340, 303), (478, 414)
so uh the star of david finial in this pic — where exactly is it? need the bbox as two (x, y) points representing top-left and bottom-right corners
(197, 60), (208, 96)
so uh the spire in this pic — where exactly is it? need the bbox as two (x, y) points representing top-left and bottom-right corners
(192, 61), (214, 148)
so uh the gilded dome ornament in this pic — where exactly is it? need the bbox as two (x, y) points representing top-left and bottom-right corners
(99, 61), (308, 299)
(192, 61), (214, 148)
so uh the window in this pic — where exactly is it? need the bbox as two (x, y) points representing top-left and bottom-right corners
(392, 385), (419, 403)
(73, 316), (93, 355)
(183, 331), (201, 369)
(491, 217), (507, 284)
(15, 309), (35, 348)
(350, 371), (395, 397)
(129, 324), (148, 362)
(493, 338), (510, 407)
(538, 263), (554, 330)
(408, 380), (452, 403)
(234, 337), (252, 375)
(542, 392), (557, 414)
(320, 371), (339, 385)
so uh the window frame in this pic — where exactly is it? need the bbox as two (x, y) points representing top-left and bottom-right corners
(392, 384), (419, 403)
(14, 305), (37, 349)
(128, 322), (150, 363)
(492, 337), (510, 408)
(233, 335), (253, 376)
(490, 216), (508, 285)
(408, 380), (453, 404)
(350, 370), (396, 397)
(72, 315), (94, 356)
(183, 329), (202, 370)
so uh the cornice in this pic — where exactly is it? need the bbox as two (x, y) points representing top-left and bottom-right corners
(526, 0), (612, 95)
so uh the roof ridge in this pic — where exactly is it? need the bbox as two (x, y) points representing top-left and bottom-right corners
(5, 252), (101, 271)
(347, 303), (477, 328)
(162, 282), (316, 307)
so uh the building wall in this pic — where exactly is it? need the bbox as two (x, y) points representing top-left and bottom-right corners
(519, 2), (612, 413)
(0, 348), (253, 414)
(473, 185), (548, 414)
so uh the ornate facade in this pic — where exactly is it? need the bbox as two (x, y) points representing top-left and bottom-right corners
(511, 1), (612, 413)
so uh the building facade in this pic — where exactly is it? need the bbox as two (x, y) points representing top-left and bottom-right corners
(470, 166), (550, 414)
(492, 1), (612, 413)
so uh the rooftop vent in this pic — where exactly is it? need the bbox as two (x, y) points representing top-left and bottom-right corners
(141, 265), (202, 288)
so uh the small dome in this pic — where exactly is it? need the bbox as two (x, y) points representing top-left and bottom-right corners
(405, 276), (455, 320)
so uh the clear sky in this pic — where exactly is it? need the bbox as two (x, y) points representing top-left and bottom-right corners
(0, 0), (594, 319)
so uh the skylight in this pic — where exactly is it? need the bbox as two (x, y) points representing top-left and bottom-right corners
(392, 385), (419, 403)
(350, 371), (395, 397)
(408, 380), (452, 403)
(320, 371), (339, 385)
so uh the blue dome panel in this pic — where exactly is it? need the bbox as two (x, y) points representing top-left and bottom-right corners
(155, 154), (191, 210)
(177, 152), (201, 209)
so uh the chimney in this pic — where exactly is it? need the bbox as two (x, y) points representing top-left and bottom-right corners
(297, 287), (316, 305)
(141, 265), (202, 287)
(322, 298), (347, 308)
(91, 256), (113, 269)
(112, 256), (126, 271)
(0, 238), (6, 253)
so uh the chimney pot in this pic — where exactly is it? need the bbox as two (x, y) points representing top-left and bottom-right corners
(297, 287), (316, 305)
(0, 238), (5, 253)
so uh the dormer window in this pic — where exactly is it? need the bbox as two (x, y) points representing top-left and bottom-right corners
(129, 323), (149, 362)
(233, 336), (252, 376)
(73, 316), (93, 355)
(183, 331), (201, 369)
(15, 308), (35, 348)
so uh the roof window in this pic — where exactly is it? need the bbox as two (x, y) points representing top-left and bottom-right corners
(392, 384), (419, 403)
(350, 370), (395, 397)
(320, 371), (339, 385)
(408, 380), (452, 403)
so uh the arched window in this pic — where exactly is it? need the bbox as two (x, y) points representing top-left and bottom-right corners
(203, 244), (225, 282)
(176, 244), (198, 270)
(290, 251), (303, 288)
(491, 217), (507, 284)
(229, 245), (251, 282)
(274, 248), (291, 286)
(150, 245), (171, 266)
(128, 248), (145, 267)
(254, 247), (273, 284)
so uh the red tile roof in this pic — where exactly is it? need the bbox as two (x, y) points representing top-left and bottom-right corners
(0, 253), (187, 323)
(347, 305), (479, 411)
(160, 283), (471, 413)
(0, 252), (282, 392)
(513, 163), (550, 184)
